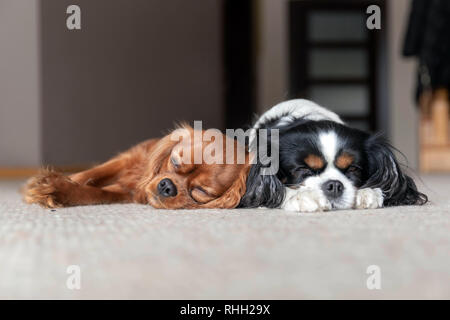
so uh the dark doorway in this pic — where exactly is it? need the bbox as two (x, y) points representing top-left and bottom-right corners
(223, 0), (255, 130)
(289, 0), (386, 132)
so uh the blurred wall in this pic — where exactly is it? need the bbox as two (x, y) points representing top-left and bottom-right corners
(0, 0), (223, 167)
(41, 0), (223, 166)
(255, 0), (288, 112)
(0, 0), (41, 166)
(387, 0), (419, 169)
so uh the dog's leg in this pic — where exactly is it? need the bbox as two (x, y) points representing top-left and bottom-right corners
(69, 157), (129, 187)
(23, 154), (133, 208)
(23, 169), (132, 208)
(69, 139), (159, 187)
(23, 139), (159, 208)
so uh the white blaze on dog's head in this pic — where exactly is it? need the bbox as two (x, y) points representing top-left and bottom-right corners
(296, 131), (356, 209)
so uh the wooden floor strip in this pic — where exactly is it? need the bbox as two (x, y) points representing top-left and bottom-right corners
(0, 166), (89, 179)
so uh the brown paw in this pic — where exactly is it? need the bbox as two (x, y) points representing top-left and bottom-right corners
(22, 169), (78, 208)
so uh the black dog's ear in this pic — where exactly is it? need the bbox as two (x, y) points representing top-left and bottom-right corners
(239, 128), (285, 208)
(363, 134), (427, 206)
(238, 160), (285, 208)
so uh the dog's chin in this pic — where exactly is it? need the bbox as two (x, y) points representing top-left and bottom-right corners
(329, 199), (353, 210)
(315, 188), (356, 210)
(146, 193), (165, 209)
(328, 189), (357, 210)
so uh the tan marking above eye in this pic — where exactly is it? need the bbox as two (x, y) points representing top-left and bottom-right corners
(304, 154), (324, 170)
(335, 152), (354, 169)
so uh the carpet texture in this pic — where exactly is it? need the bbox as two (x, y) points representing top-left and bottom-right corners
(0, 175), (449, 299)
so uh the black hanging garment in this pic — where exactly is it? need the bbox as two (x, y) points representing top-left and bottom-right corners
(403, 0), (450, 103)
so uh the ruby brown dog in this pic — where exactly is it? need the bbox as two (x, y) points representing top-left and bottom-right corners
(23, 125), (251, 209)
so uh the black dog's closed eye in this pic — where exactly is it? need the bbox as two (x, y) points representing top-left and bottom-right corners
(346, 164), (361, 173)
(345, 164), (362, 176)
(289, 164), (322, 185)
(294, 165), (314, 175)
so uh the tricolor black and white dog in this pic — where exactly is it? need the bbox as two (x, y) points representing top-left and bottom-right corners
(239, 99), (427, 212)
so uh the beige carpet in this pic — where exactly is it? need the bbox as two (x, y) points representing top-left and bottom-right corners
(0, 175), (449, 299)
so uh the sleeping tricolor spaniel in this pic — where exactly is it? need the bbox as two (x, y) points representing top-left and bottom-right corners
(239, 99), (428, 212)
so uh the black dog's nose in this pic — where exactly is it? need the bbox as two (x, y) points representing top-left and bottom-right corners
(322, 180), (344, 199)
(157, 178), (177, 197)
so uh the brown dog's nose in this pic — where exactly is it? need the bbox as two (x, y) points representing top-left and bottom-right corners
(157, 178), (177, 197)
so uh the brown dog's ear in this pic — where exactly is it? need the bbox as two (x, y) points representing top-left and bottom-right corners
(139, 126), (194, 182)
(204, 164), (251, 209)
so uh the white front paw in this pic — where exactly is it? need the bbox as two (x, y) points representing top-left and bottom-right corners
(355, 188), (383, 209)
(283, 188), (331, 212)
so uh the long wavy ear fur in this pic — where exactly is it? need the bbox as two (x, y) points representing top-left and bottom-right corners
(238, 128), (285, 208)
(363, 134), (427, 206)
(238, 161), (285, 208)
